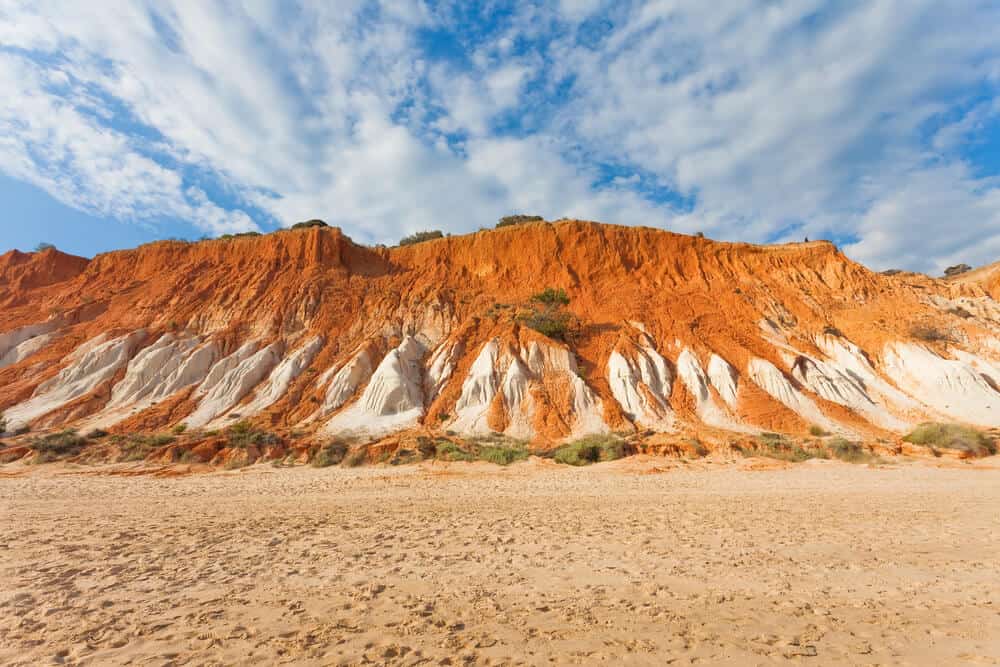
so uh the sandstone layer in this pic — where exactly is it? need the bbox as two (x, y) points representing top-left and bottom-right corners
(2, 221), (999, 449)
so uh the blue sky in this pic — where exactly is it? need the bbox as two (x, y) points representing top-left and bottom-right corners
(1, 1), (999, 273)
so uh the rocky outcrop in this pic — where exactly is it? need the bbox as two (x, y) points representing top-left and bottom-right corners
(0, 221), (998, 445)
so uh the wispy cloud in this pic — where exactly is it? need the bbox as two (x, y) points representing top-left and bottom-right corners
(1, 0), (999, 271)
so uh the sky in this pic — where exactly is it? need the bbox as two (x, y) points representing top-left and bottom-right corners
(1, 1), (999, 273)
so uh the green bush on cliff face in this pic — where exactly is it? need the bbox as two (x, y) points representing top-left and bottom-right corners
(903, 423), (995, 456)
(521, 287), (573, 340)
(398, 230), (444, 246)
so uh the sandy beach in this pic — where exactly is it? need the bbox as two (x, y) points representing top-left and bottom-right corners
(1, 456), (999, 666)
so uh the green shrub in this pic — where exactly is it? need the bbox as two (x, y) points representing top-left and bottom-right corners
(226, 421), (280, 448)
(903, 423), (995, 456)
(910, 324), (952, 343)
(312, 440), (349, 467)
(552, 434), (626, 466)
(343, 447), (368, 467)
(752, 433), (817, 462)
(808, 425), (830, 437)
(496, 214), (544, 228)
(114, 433), (176, 462)
(469, 435), (530, 465)
(531, 287), (570, 307)
(29, 430), (86, 463)
(435, 439), (475, 462)
(398, 230), (444, 246)
(292, 219), (329, 230)
(520, 309), (571, 340)
(416, 436), (437, 458)
(34, 242), (55, 252)
(172, 423), (188, 435)
(827, 437), (877, 463)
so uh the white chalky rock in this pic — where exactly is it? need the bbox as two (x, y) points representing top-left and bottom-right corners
(790, 353), (909, 431)
(316, 347), (375, 417)
(0, 331), (56, 369)
(747, 357), (845, 434)
(186, 342), (283, 427)
(3, 330), (145, 430)
(606, 345), (673, 430)
(450, 340), (500, 434)
(707, 354), (739, 408)
(322, 336), (426, 436)
(0, 321), (59, 366)
(881, 342), (1000, 427)
(425, 339), (463, 401)
(677, 349), (750, 432)
(238, 336), (324, 417)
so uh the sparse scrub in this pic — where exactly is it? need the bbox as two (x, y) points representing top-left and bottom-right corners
(752, 433), (816, 462)
(552, 434), (626, 466)
(521, 287), (573, 341)
(943, 263), (972, 278)
(903, 423), (995, 456)
(291, 219), (329, 230)
(809, 425), (830, 437)
(114, 433), (176, 462)
(172, 423), (188, 435)
(827, 437), (877, 463)
(496, 214), (544, 228)
(435, 439), (475, 462)
(947, 306), (973, 319)
(910, 324), (952, 343)
(29, 430), (86, 463)
(226, 421), (280, 448)
(398, 230), (444, 246)
(0, 413), (6, 434)
(312, 439), (349, 467)
(343, 447), (368, 467)
(531, 287), (570, 307)
(469, 435), (530, 465)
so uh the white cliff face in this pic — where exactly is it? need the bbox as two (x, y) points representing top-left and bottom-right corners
(195, 341), (260, 398)
(881, 342), (1000, 427)
(425, 339), (463, 402)
(108, 335), (201, 407)
(606, 345), (673, 431)
(186, 342), (283, 428)
(790, 353), (910, 432)
(0, 321), (59, 367)
(78, 335), (221, 430)
(3, 331), (146, 430)
(0, 332), (56, 369)
(237, 336), (324, 418)
(521, 341), (608, 438)
(500, 357), (534, 440)
(316, 347), (375, 418)
(450, 340), (500, 434)
(707, 354), (739, 408)
(814, 335), (923, 417)
(747, 357), (846, 434)
(677, 349), (749, 432)
(322, 336), (426, 437)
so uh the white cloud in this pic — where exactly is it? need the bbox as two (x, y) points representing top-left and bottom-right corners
(0, 0), (998, 271)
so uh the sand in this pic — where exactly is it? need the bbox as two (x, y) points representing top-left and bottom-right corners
(1, 456), (999, 666)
